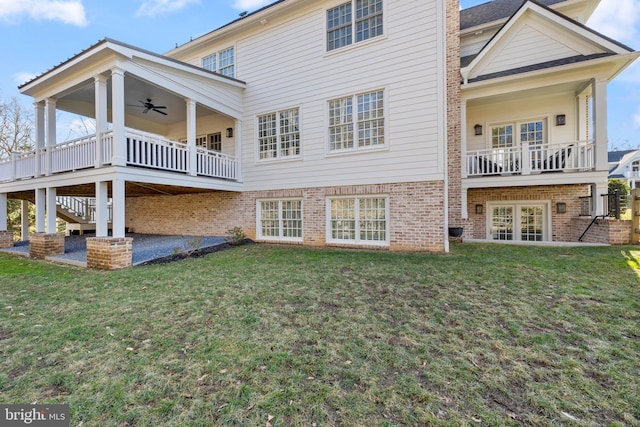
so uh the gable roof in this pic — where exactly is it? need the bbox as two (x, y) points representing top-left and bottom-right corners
(461, 0), (636, 83)
(461, 0), (565, 30)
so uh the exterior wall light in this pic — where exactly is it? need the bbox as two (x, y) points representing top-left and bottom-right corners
(226, 127), (234, 138)
(556, 202), (567, 214)
(555, 114), (566, 126)
(475, 204), (483, 214)
(474, 124), (483, 136)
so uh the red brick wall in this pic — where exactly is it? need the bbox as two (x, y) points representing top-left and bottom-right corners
(571, 218), (632, 245)
(467, 185), (591, 241)
(447, 0), (462, 228)
(0, 230), (13, 248)
(29, 233), (64, 259)
(86, 237), (133, 270)
(125, 181), (446, 252)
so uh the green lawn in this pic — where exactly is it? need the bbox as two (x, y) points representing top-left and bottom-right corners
(1, 243), (639, 426)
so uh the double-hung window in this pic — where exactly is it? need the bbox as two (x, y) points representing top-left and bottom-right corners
(258, 108), (300, 160)
(327, 0), (383, 51)
(202, 47), (235, 78)
(327, 196), (388, 245)
(329, 90), (384, 152)
(258, 199), (303, 241)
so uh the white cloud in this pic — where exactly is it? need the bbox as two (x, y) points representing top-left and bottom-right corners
(588, 0), (640, 45)
(0, 0), (87, 26)
(13, 72), (38, 86)
(232, 0), (271, 11)
(136, 0), (200, 17)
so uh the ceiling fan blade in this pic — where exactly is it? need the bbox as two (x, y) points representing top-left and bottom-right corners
(143, 108), (150, 113)
(153, 105), (167, 109)
(153, 108), (168, 116)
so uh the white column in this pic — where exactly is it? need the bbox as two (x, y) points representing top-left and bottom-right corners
(21, 201), (29, 240)
(45, 98), (57, 176)
(592, 79), (608, 172)
(235, 120), (242, 182)
(45, 187), (57, 233)
(593, 181), (608, 216)
(186, 99), (197, 176)
(112, 178), (126, 238)
(35, 101), (45, 177)
(95, 75), (108, 168)
(35, 189), (46, 233)
(0, 193), (7, 230)
(577, 93), (589, 142)
(95, 181), (109, 237)
(460, 99), (468, 180)
(111, 67), (126, 166)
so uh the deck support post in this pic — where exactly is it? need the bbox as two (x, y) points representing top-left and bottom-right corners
(112, 178), (126, 238)
(35, 188), (46, 233)
(35, 101), (45, 177)
(592, 79), (608, 173)
(0, 193), (7, 231)
(45, 187), (57, 234)
(95, 181), (109, 237)
(186, 98), (197, 177)
(21, 200), (29, 241)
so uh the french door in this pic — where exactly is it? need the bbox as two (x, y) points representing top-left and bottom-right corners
(489, 202), (548, 242)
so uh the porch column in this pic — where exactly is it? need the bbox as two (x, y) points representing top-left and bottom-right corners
(112, 178), (126, 238)
(592, 79), (608, 172)
(111, 67), (126, 167)
(34, 101), (45, 177)
(95, 181), (109, 237)
(45, 187), (57, 233)
(45, 98), (57, 176)
(186, 98), (197, 176)
(460, 99), (468, 180)
(577, 93), (589, 142)
(0, 193), (6, 230)
(21, 200), (29, 241)
(235, 120), (242, 182)
(35, 188), (46, 233)
(95, 75), (108, 168)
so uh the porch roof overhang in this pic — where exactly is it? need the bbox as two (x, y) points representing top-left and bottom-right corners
(461, 51), (640, 101)
(18, 38), (246, 120)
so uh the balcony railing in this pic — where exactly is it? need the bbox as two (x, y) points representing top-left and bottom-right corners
(466, 141), (594, 177)
(0, 128), (238, 183)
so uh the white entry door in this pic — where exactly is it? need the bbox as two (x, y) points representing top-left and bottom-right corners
(488, 202), (549, 242)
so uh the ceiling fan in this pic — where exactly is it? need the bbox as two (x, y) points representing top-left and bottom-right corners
(127, 98), (167, 116)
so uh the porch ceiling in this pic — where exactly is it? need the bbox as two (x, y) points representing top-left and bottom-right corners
(8, 182), (222, 200)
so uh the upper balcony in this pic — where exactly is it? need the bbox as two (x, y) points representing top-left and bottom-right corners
(0, 128), (238, 184)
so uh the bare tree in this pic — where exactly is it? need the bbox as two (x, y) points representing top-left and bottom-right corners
(0, 97), (34, 161)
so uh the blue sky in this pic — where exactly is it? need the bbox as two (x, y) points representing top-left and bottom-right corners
(0, 0), (638, 149)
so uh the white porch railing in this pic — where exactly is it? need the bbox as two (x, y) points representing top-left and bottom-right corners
(625, 170), (640, 179)
(0, 128), (237, 183)
(57, 196), (112, 222)
(466, 141), (594, 177)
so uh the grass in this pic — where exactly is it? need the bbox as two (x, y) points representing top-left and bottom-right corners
(1, 243), (639, 426)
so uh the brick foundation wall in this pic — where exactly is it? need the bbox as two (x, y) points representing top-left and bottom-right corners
(0, 230), (13, 248)
(571, 218), (632, 245)
(86, 237), (133, 270)
(29, 233), (65, 259)
(467, 185), (591, 241)
(126, 181), (446, 252)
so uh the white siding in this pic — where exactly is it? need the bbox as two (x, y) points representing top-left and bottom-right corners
(169, 0), (445, 191)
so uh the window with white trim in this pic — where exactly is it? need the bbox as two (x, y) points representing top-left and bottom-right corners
(257, 199), (303, 241)
(490, 119), (546, 149)
(258, 108), (300, 160)
(202, 47), (235, 78)
(327, 0), (384, 51)
(329, 90), (384, 152)
(328, 196), (388, 244)
(488, 202), (548, 242)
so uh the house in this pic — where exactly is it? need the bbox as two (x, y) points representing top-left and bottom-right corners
(609, 149), (640, 189)
(0, 0), (637, 268)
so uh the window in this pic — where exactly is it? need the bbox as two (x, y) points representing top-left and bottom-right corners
(329, 90), (384, 152)
(491, 125), (513, 148)
(327, 0), (383, 51)
(202, 47), (235, 78)
(328, 196), (388, 245)
(490, 119), (546, 149)
(258, 200), (303, 241)
(520, 120), (544, 147)
(258, 108), (300, 160)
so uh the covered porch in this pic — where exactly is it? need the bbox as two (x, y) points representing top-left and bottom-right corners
(0, 39), (246, 268)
